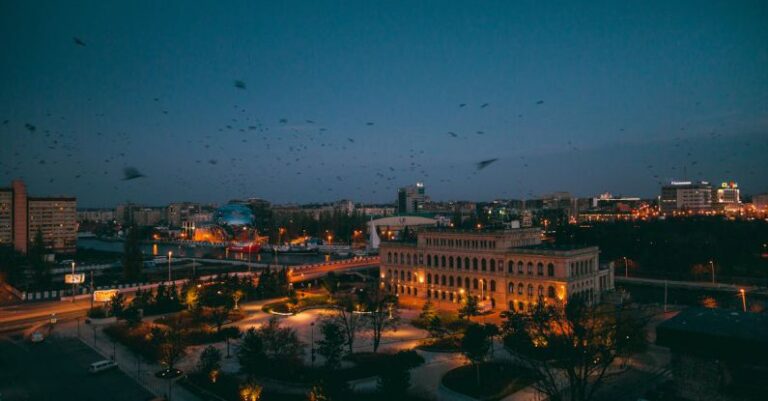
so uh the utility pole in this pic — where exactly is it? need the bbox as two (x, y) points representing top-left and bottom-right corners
(71, 261), (76, 302)
(90, 271), (94, 310)
(709, 260), (715, 284)
(663, 280), (668, 313)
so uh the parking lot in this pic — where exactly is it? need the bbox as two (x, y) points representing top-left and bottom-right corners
(0, 332), (154, 401)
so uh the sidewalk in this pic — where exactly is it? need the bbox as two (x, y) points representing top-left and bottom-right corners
(58, 319), (201, 401)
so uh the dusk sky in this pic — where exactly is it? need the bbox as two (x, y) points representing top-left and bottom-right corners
(1, 1), (767, 207)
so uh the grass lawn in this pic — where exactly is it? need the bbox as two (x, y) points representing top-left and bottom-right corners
(442, 362), (537, 401)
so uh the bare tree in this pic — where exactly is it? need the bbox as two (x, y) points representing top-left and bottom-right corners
(331, 294), (364, 354)
(360, 284), (399, 353)
(502, 299), (651, 401)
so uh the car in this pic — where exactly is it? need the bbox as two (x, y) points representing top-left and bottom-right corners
(88, 359), (118, 373)
(30, 331), (44, 343)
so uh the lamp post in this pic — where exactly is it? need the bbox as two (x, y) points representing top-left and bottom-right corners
(310, 321), (316, 367)
(167, 251), (173, 283)
(739, 289), (747, 312)
(623, 257), (628, 278)
(71, 261), (77, 302)
(709, 260), (715, 284)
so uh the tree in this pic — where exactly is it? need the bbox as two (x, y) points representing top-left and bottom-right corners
(122, 226), (144, 281)
(426, 315), (448, 340)
(321, 271), (340, 301)
(28, 230), (51, 288)
(317, 319), (346, 370)
(377, 351), (422, 398)
(418, 299), (437, 325)
(108, 292), (126, 317)
(461, 323), (491, 386)
(332, 294), (363, 354)
(238, 327), (267, 377)
(360, 284), (399, 352)
(458, 295), (481, 320)
(197, 345), (222, 377)
(239, 381), (263, 401)
(199, 284), (234, 332)
(158, 324), (186, 369)
(502, 300), (650, 401)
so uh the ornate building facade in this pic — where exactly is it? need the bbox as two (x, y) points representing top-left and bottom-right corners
(380, 228), (614, 312)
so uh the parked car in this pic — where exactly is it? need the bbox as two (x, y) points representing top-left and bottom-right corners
(30, 331), (44, 343)
(88, 359), (118, 373)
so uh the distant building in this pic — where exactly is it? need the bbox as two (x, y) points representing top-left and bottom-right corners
(380, 227), (613, 312)
(77, 208), (115, 223)
(398, 182), (426, 214)
(660, 181), (713, 214)
(166, 202), (203, 227)
(115, 203), (165, 227)
(714, 181), (740, 204)
(0, 180), (77, 254)
(753, 193), (768, 210)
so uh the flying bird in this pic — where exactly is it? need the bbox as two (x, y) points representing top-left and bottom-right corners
(122, 167), (145, 180)
(234, 80), (246, 89)
(536, 100), (544, 105)
(366, 122), (374, 126)
(459, 104), (466, 108)
(447, 132), (458, 138)
(73, 37), (86, 46)
(476, 158), (498, 170)
(480, 103), (489, 108)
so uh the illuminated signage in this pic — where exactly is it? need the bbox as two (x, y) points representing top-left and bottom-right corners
(93, 289), (119, 303)
(65, 274), (85, 284)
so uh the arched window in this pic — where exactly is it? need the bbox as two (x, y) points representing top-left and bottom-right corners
(508, 261), (514, 274)
(537, 285), (544, 297)
(449, 276), (454, 287)
(490, 259), (496, 272)
(414, 288), (418, 297)
(441, 275), (446, 286)
(427, 273), (432, 284)
(400, 271), (405, 281)
(508, 282), (515, 293)
(456, 257), (462, 269)
(537, 262), (544, 276)
(527, 262), (533, 275)
(393, 252), (398, 264)
(517, 261), (524, 274)
(427, 289), (432, 298)
(465, 277), (471, 289)
(441, 255), (446, 268)
(449, 256), (454, 269)
(426, 254), (431, 267)
(407, 272), (411, 281)
(547, 263), (554, 277)
(407, 254), (411, 265)
(472, 258), (478, 271)
(464, 258), (470, 270)
(517, 283), (524, 295)
(387, 252), (392, 263)
(490, 280), (496, 292)
(527, 284), (534, 296)
(481, 259), (487, 271)
(548, 286), (556, 299)
(400, 253), (404, 264)
(456, 276), (462, 288)
(473, 278), (479, 289)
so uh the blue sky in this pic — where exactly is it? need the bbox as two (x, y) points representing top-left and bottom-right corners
(1, 1), (766, 207)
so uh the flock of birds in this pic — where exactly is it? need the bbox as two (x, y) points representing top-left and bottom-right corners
(0, 36), (765, 204)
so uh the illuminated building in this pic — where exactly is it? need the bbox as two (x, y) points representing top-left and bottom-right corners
(660, 181), (713, 214)
(714, 181), (740, 204)
(398, 182), (426, 214)
(380, 227), (614, 313)
(0, 180), (77, 254)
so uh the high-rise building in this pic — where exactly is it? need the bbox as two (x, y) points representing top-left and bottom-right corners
(398, 182), (426, 214)
(167, 202), (202, 227)
(660, 181), (713, 214)
(0, 180), (77, 254)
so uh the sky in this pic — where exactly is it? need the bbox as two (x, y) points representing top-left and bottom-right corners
(1, 0), (767, 207)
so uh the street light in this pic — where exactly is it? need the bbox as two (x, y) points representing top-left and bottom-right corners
(709, 260), (715, 284)
(739, 289), (747, 312)
(71, 261), (77, 302)
(168, 251), (173, 282)
(310, 321), (316, 367)
(623, 257), (628, 278)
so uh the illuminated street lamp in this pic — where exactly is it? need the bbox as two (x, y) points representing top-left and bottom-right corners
(623, 257), (628, 278)
(168, 251), (173, 282)
(739, 288), (747, 312)
(709, 260), (715, 284)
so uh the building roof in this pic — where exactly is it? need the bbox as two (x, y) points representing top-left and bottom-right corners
(28, 196), (77, 202)
(656, 307), (768, 364)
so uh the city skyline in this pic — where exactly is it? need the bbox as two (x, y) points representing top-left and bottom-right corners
(1, 1), (767, 207)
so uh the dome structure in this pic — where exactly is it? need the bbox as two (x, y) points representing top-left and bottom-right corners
(214, 203), (254, 226)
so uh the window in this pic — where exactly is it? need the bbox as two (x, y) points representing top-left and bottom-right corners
(508, 282), (515, 293)
(441, 275), (446, 286)
(537, 262), (543, 276)
(413, 288), (417, 296)
(427, 254), (431, 267)
(449, 276), (454, 287)
(473, 258), (478, 271)
(387, 252), (392, 263)
(547, 263), (554, 277)
(400, 254), (404, 264)
(427, 273), (432, 284)
(518, 261), (524, 274)
(490, 259), (496, 272)
(490, 280), (496, 292)
(508, 261), (514, 274)
(407, 272), (411, 281)
(527, 284), (533, 296)
(547, 286), (555, 299)
(407, 254), (411, 265)
(465, 277), (470, 288)
(464, 257), (470, 270)
(537, 285), (544, 297)
(473, 278), (479, 289)
(400, 271), (405, 281)
(481, 259), (487, 271)
(517, 283), (524, 295)
(527, 262), (533, 275)
(449, 256), (454, 269)
(393, 252), (398, 264)
(441, 255), (446, 268)
(457, 257), (462, 269)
